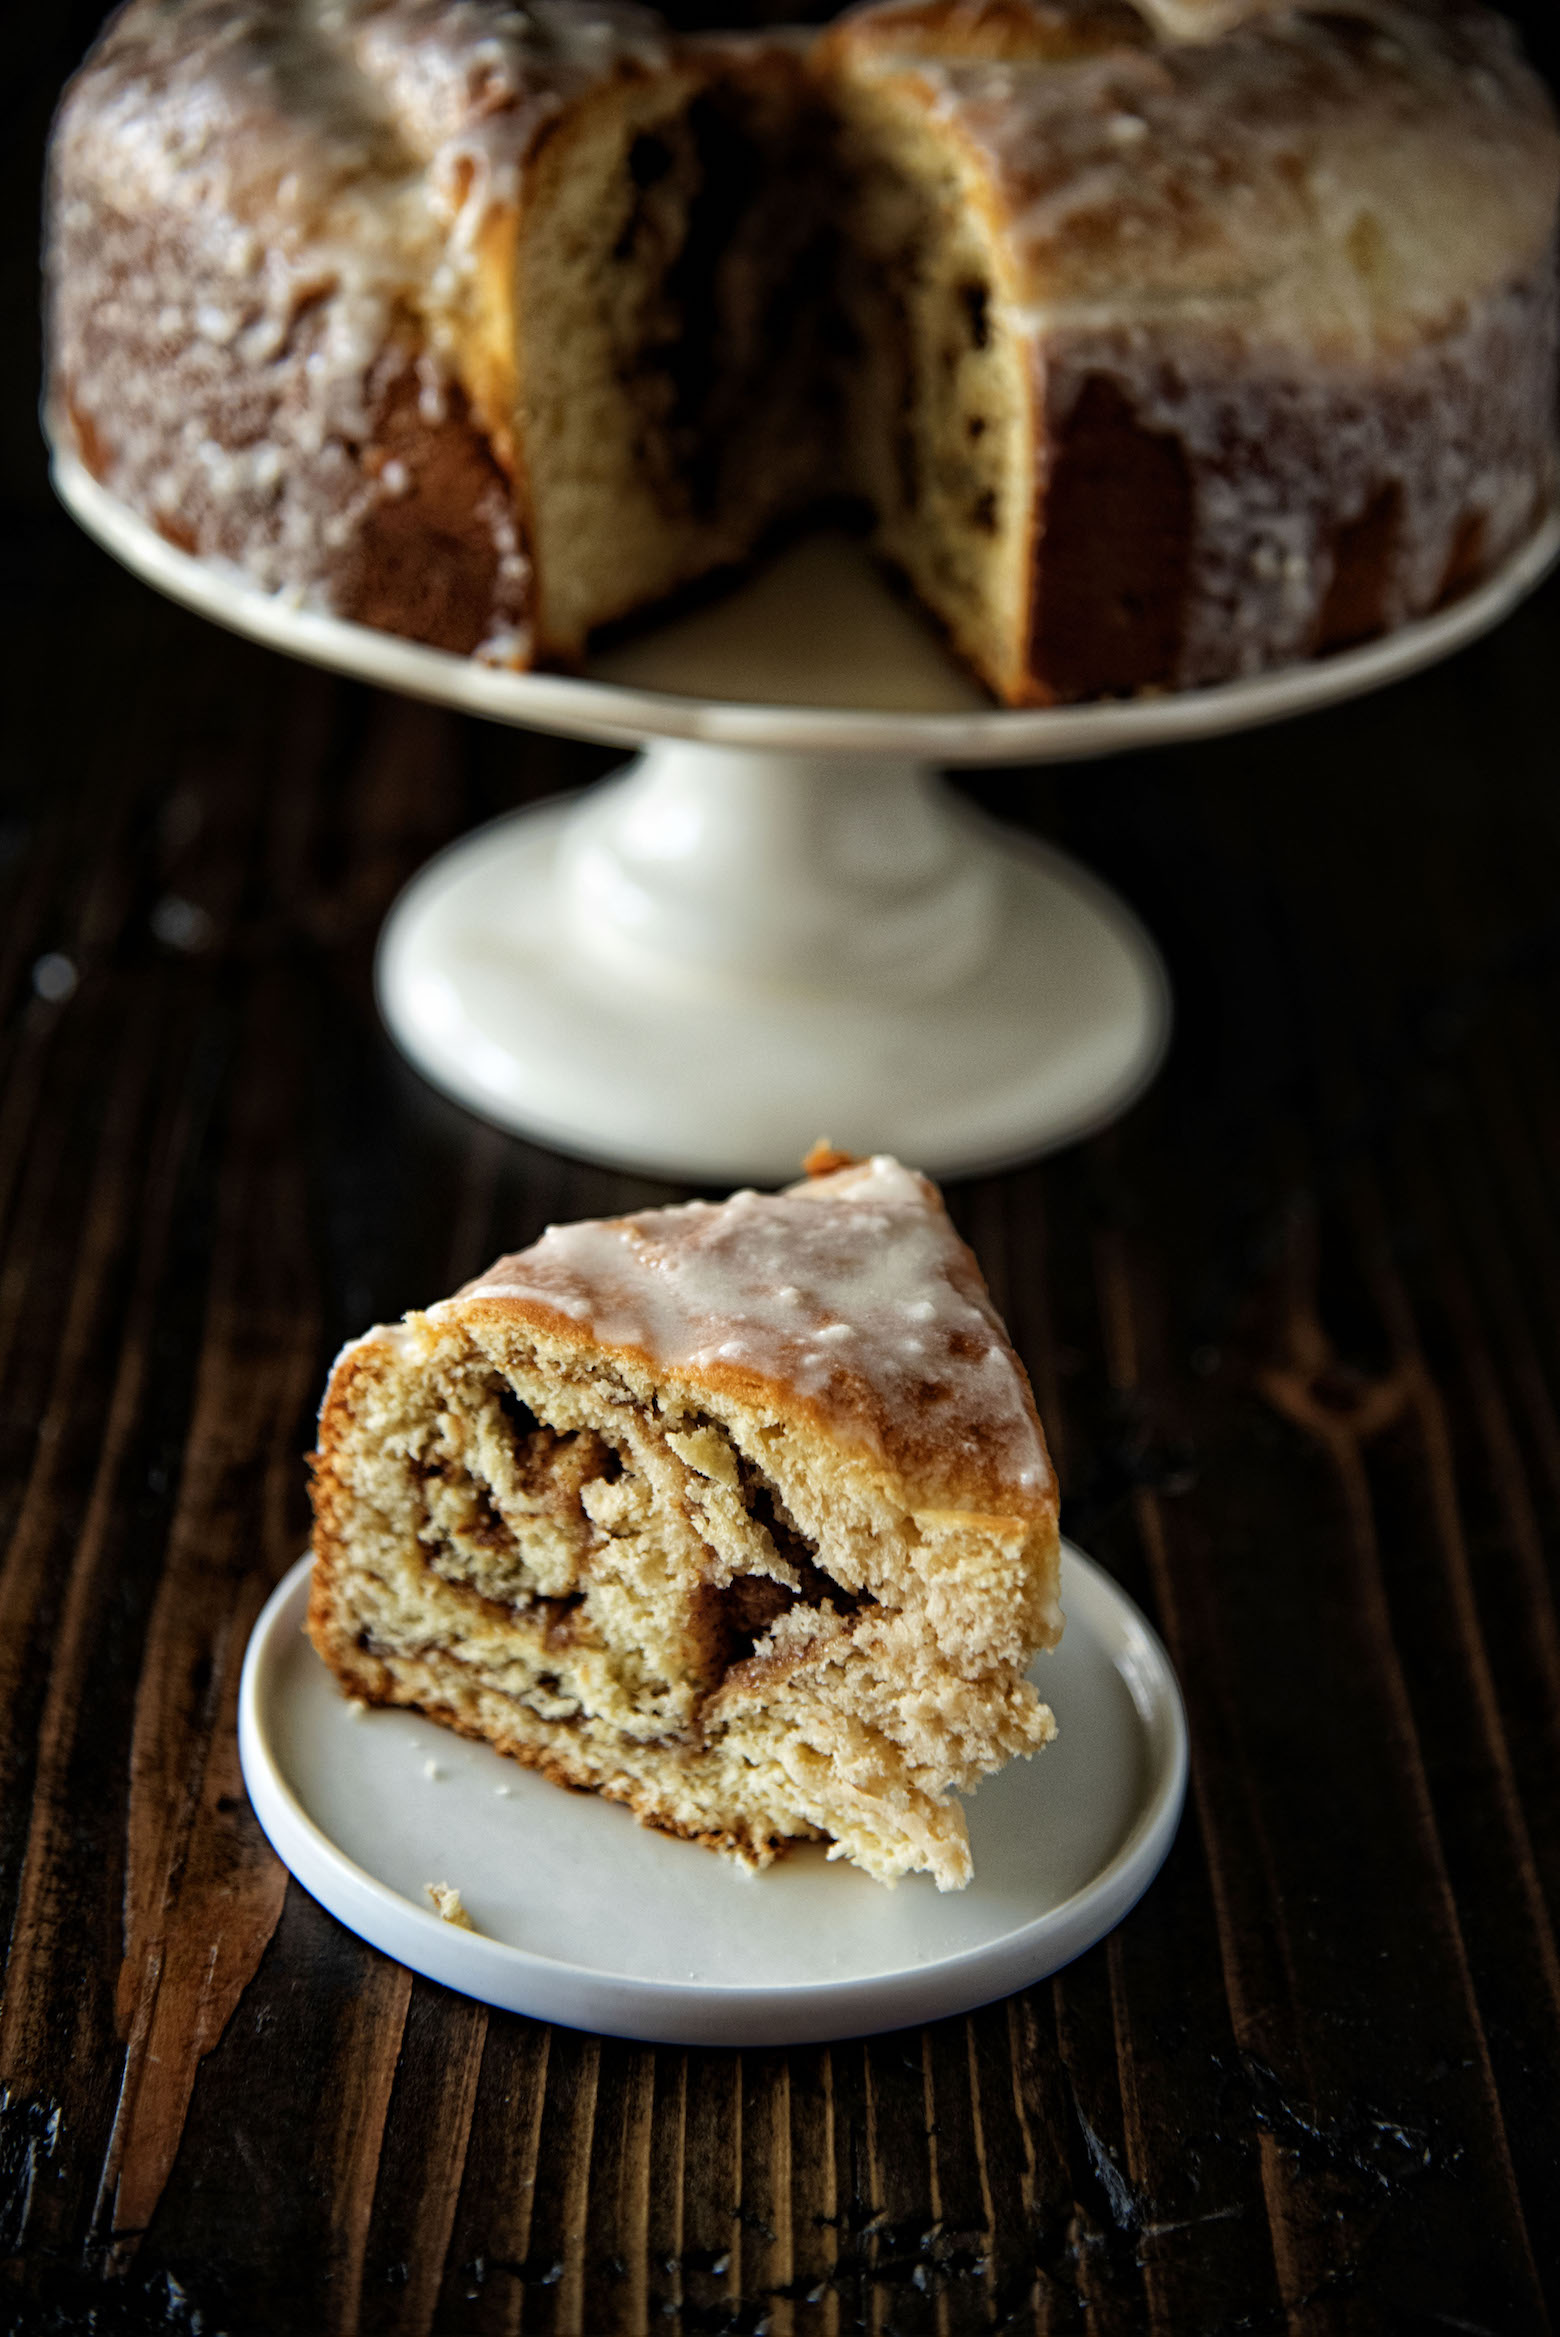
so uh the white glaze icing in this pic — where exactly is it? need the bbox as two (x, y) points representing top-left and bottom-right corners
(834, 0), (1559, 682)
(47, 0), (665, 627)
(47, 0), (1560, 690)
(849, 1), (1558, 342)
(449, 1156), (1054, 1503)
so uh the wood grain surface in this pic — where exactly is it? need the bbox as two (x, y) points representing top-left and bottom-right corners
(5, 8), (1560, 2332)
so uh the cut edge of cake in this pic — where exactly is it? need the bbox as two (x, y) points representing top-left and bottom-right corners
(306, 1153), (1062, 1890)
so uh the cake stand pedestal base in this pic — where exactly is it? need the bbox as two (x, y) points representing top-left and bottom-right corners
(376, 739), (1170, 1182)
(55, 448), (1560, 1182)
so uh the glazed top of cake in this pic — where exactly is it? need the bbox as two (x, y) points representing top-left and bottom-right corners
(827, 0), (1560, 360)
(57, 0), (671, 212)
(439, 1155), (1056, 1517)
(49, 0), (674, 445)
(61, 0), (1560, 376)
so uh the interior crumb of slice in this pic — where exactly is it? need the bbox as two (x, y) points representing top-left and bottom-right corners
(516, 62), (843, 660)
(311, 1313), (1056, 1890)
(514, 55), (1033, 685)
(831, 76), (1036, 699)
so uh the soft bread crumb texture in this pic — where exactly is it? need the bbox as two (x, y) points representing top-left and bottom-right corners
(426, 1881), (475, 1929)
(515, 49), (839, 658)
(308, 1155), (1061, 1889)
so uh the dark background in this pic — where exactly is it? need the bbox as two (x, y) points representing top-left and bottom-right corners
(6, 6), (1560, 2335)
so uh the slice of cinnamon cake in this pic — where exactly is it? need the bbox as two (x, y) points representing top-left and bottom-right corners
(307, 1152), (1061, 1888)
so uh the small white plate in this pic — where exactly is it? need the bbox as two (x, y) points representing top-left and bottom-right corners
(239, 1544), (1187, 2044)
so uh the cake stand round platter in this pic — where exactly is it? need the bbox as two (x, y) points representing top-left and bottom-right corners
(54, 444), (1560, 1181)
(239, 1542), (1187, 2046)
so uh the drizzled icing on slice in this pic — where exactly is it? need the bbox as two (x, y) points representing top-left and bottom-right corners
(448, 1156), (1053, 1509)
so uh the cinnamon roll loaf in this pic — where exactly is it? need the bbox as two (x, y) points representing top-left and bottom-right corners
(306, 1154), (1062, 1889)
(47, 0), (1560, 699)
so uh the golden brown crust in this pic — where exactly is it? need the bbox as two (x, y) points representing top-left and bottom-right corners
(801, 1138), (862, 1177)
(824, 0), (1560, 323)
(446, 1157), (1058, 1523)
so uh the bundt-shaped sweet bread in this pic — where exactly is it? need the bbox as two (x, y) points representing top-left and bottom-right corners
(47, 0), (1560, 700)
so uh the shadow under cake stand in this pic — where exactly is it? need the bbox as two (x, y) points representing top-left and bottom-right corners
(55, 446), (1560, 1181)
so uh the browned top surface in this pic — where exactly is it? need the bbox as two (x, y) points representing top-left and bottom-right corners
(444, 1155), (1056, 1515)
(825, 0), (1560, 348)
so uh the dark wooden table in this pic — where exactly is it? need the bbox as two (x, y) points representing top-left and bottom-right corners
(7, 11), (1560, 2334)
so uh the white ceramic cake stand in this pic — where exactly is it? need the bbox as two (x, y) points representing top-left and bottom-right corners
(54, 446), (1560, 1179)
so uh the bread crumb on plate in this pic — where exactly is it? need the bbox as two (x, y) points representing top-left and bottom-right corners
(426, 1882), (475, 1930)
